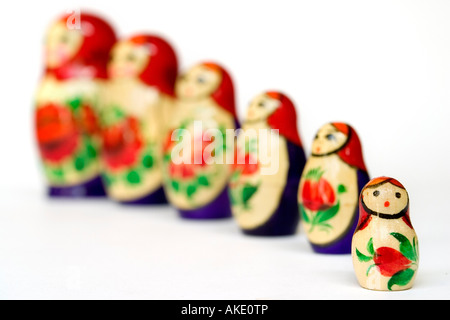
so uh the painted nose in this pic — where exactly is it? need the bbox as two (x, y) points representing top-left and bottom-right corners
(384, 201), (390, 207)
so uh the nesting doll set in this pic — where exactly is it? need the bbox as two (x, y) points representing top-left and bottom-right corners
(34, 11), (419, 291)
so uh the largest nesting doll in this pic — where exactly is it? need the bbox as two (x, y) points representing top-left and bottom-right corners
(162, 62), (238, 219)
(100, 34), (178, 204)
(230, 91), (306, 236)
(35, 13), (117, 197)
(298, 122), (370, 254)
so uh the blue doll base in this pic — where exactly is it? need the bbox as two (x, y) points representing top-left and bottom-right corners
(48, 176), (106, 198)
(178, 187), (232, 220)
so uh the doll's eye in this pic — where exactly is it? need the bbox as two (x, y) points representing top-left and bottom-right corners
(326, 134), (336, 141)
(126, 53), (136, 62)
(197, 76), (207, 84)
(395, 192), (401, 199)
(373, 190), (380, 197)
(314, 134), (319, 140)
(60, 35), (69, 43)
(258, 101), (265, 108)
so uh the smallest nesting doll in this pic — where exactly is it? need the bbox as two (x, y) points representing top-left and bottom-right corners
(230, 91), (306, 236)
(352, 177), (419, 291)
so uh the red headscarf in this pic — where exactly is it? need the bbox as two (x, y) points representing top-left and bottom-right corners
(46, 13), (117, 80)
(265, 91), (303, 147)
(356, 177), (412, 232)
(200, 62), (237, 121)
(331, 123), (367, 172)
(128, 35), (178, 97)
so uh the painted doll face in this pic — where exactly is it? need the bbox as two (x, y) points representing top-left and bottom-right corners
(108, 40), (150, 79)
(362, 182), (409, 216)
(312, 123), (348, 156)
(45, 21), (83, 68)
(175, 65), (221, 100)
(246, 93), (280, 123)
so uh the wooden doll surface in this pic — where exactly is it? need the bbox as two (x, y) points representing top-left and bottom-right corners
(352, 217), (419, 291)
(35, 75), (103, 187)
(36, 75), (102, 106)
(361, 181), (409, 217)
(45, 21), (83, 69)
(230, 121), (290, 230)
(163, 97), (236, 210)
(99, 79), (169, 201)
(299, 154), (359, 246)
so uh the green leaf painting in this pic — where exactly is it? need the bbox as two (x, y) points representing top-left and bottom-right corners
(104, 145), (158, 189)
(388, 269), (415, 291)
(302, 201), (340, 233)
(356, 248), (373, 263)
(126, 171), (141, 184)
(355, 234), (418, 291)
(390, 232), (417, 262)
(299, 204), (309, 224)
(142, 155), (154, 169)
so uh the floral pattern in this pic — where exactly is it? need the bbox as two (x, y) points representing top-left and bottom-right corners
(229, 137), (260, 210)
(102, 117), (143, 170)
(36, 97), (101, 183)
(100, 106), (157, 187)
(163, 122), (227, 202)
(355, 233), (419, 290)
(299, 167), (347, 233)
(36, 103), (79, 162)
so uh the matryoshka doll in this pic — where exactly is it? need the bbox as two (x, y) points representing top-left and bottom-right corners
(298, 122), (370, 253)
(230, 91), (306, 236)
(35, 13), (117, 197)
(100, 34), (178, 204)
(352, 177), (419, 291)
(162, 62), (238, 219)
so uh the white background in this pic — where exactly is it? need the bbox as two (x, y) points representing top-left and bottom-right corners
(0, 0), (449, 299)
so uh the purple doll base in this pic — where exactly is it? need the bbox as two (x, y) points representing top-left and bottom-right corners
(242, 177), (300, 237)
(241, 142), (306, 237)
(48, 176), (106, 198)
(241, 184), (299, 237)
(119, 187), (168, 206)
(178, 187), (232, 220)
(309, 212), (358, 254)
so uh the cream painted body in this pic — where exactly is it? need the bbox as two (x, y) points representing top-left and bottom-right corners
(231, 121), (289, 230)
(164, 98), (235, 210)
(100, 78), (172, 201)
(299, 154), (358, 245)
(352, 218), (419, 291)
(35, 75), (103, 186)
